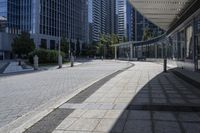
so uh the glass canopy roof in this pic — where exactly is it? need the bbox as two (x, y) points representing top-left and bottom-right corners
(129, 0), (193, 31)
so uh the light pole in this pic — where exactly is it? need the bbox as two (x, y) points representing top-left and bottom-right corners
(68, 38), (71, 61)
(68, 27), (74, 67)
(58, 7), (62, 68)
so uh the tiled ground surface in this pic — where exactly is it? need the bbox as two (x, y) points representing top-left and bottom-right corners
(3, 62), (33, 74)
(51, 62), (200, 133)
(0, 60), (130, 128)
(0, 62), (9, 73)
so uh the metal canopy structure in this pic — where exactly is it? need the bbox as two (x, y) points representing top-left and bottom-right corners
(129, 0), (192, 31)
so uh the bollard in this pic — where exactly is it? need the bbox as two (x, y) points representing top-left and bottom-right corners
(58, 54), (62, 68)
(163, 58), (167, 72)
(18, 59), (21, 66)
(34, 55), (39, 70)
(71, 55), (74, 67)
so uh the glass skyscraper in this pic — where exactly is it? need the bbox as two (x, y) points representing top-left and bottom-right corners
(0, 0), (86, 49)
(106, 0), (117, 35)
(88, 0), (118, 43)
(91, 0), (106, 42)
(117, 0), (127, 41)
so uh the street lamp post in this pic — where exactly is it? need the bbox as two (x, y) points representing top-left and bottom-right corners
(68, 38), (71, 61)
(68, 26), (74, 67)
(58, 7), (62, 68)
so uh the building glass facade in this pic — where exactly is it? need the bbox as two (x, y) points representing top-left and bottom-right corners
(117, 0), (127, 41)
(91, 0), (107, 42)
(0, 0), (86, 51)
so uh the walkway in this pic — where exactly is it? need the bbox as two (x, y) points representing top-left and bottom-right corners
(3, 62), (33, 74)
(0, 61), (9, 73)
(0, 60), (130, 129)
(25, 62), (200, 133)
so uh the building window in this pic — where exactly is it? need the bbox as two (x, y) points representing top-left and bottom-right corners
(40, 39), (47, 49)
(50, 40), (55, 50)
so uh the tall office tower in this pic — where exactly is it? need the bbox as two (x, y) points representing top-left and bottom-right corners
(0, 0), (32, 34)
(82, 0), (90, 45)
(117, 0), (127, 42)
(91, 0), (107, 42)
(105, 0), (118, 35)
(32, 0), (85, 49)
(0, 0), (86, 54)
(0, 0), (32, 58)
(126, 1), (133, 41)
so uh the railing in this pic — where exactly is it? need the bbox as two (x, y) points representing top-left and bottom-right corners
(114, 34), (170, 60)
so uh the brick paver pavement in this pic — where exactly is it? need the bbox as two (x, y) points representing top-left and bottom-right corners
(0, 60), (130, 128)
(50, 62), (200, 133)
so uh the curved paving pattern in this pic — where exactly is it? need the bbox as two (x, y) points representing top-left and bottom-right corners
(0, 60), (130, 128)
(49, 62), (200, 133)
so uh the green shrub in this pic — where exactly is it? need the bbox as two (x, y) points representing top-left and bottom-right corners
(28, 49), (65, 64)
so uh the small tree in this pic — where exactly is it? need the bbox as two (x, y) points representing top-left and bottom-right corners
(60, 36), (69, 56)
(142, 28), (153, 41)
(12, 31), (35, 58)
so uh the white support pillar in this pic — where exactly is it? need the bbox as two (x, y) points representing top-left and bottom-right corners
(172, 41), (175, 59)
(75, 42), (77, 54)
(130, 44), (133, 60)
(115, 46), (117, 60)
(180, 41), (183, 60)
(80, 42), (82, 52)
(134, 46), (136, 58)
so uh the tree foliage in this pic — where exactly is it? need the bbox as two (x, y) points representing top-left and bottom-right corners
(142, 28), (153, 41)
(28, 49), (65, 64)
(96, 34), (119, 58)
(12, 32), (35, 57)
(60, 36), (69, 56)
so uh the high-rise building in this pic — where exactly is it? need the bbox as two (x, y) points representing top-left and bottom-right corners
(0, 0), (86, 55)
(32, 0), (86, 49)
(88, 0), (118, 43)
(91, 0), (106, 42)
(105, 0), (118, 35)
(117, 0), (127, 41)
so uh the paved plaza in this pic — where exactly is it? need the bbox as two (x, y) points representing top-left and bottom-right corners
(24, 62), (200, 133)
(3, 62), (33, 74)
(0, 60), (130, 129)
(49, 62), (200, 133)
(1, 61), (200, 133)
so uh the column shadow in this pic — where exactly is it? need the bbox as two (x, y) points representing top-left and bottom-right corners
(109, 71), (200, 133)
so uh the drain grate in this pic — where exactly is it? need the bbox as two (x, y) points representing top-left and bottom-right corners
(24, 109), (74, 133)
(67, 65), (133, 104)
(24, 64), (134, 133)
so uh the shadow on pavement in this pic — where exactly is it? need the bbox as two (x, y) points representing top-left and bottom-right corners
(109, 70), (200, 133)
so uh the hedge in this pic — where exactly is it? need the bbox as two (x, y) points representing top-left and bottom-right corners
(28, 49), (65, 64)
